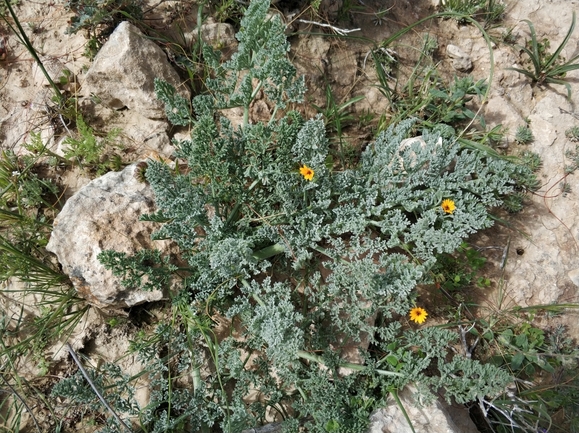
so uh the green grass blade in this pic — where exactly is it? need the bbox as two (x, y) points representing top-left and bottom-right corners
(543, 77), (573, 98)
(337, 95), (365, 112)
(505, 67), (538, 80)
(372, 50), (395, 102)
(519, 19), (542, 75)
(548, 61), (579, 76)
(544, 11), (576, 71)
(389, 388), (417, 433)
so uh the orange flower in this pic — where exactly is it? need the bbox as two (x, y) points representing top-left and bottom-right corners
(299, 164), (314, 181)
(441, 199), (456, 214)
(409, 307), (428, 324)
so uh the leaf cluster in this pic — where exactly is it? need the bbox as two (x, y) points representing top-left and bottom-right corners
(514, 125), (534, 144)
(430, 242), (490, 294)
(95, 0), (540, 430)
(0, 149), (68, 287)
(474, 321), (579, 433)
(61, 115), (125, 175)
(374, 34), (492, 138)
(98, 248), (178, 292)
(51, 361), (139, 431)
(507, 12), (579, 99)
(440, 0), (505, 26)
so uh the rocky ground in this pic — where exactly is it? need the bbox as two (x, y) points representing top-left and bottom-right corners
(1, 0), (579, 432)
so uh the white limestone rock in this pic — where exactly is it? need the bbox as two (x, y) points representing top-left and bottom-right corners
(47, 163), (177, 309)
(83, 21), (189, 119)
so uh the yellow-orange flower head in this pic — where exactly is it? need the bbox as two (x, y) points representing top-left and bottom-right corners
(441, 199), (456, 214)
(300, 164), (314, 181)
(409, 307), (428, 324)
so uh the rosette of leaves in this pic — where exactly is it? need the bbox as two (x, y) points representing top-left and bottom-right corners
(97, 1), (536, 430)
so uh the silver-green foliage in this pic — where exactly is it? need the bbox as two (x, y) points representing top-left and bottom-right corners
(96, 0), (536, 430)
(515, 125), (534, 144)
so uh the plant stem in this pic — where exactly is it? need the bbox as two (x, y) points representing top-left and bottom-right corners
(296, 350), (404, 377)
(0, 372), (42, 433)
(66, 343), (134, 433)
(389, 387), (417, 433)
(252, 243), (285, 260)
(243, 79), (264, 127)
(2, 0), (64, 105)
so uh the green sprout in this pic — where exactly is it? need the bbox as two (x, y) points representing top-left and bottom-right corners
(507, 12), (579, 99)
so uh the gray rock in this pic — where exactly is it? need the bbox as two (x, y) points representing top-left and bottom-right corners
(182, 19), (237, 58)
(368, 385), (478, 433)
(47, 163), (177, 309)
(293, 35), (331, 82)
(319, 0), (343, 21)
(446, 44), (473, 72)
(568, 268), (579, 287)
(528, 96), (559, 146)
(330, 49), (358, 87)
(83, 21), (189, 119)
(200, 20), (237, 50)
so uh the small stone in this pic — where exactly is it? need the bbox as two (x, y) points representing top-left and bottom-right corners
(568, 268), (579, 287)
(182, 19), (237, 59)
(446, 44), (473, 72)
(200, 20), (237, 50)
